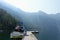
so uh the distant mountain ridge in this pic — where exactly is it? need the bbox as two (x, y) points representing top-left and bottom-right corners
(0, 2), (60, 40)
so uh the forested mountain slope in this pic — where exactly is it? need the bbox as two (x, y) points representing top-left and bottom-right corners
(0, 2), (60, 40)
(0, 8), (19, 40)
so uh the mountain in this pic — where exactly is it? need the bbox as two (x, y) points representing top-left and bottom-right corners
(0, 2), (25, 21)
(22, 12), (59, 40)
(49, 13), (60, 40)
(0, 8), (19, 40)
(49, 13), (60, 31)
(0, 2), (60, 40)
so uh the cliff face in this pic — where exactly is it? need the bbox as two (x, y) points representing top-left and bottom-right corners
(0, 9), (19, 40)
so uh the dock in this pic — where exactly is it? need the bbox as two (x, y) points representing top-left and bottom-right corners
(23, 31), (38, 40)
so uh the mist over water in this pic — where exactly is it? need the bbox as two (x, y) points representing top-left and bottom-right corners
(0, 1), (60, 40)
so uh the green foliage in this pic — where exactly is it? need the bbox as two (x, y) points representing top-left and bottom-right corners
(0, 9), (19, 40)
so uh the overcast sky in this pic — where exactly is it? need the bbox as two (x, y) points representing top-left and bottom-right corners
(0, 0), (60, 14)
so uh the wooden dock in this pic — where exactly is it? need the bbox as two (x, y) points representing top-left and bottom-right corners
(23, 31), (38, 40)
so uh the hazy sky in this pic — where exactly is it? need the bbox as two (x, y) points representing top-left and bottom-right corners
(0, 0), (60, 14)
